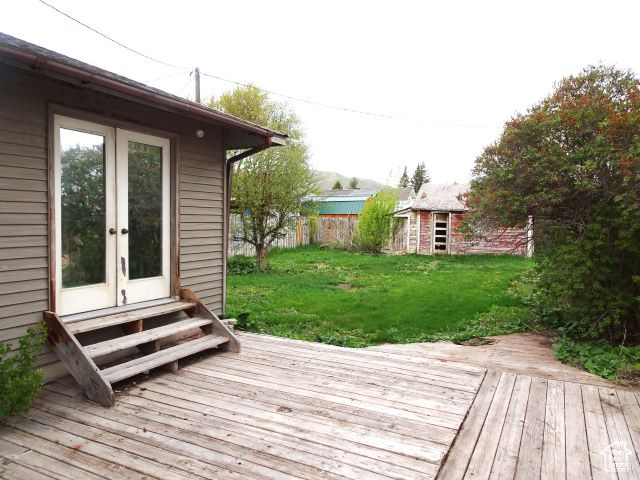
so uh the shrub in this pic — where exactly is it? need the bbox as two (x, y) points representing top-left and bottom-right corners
(1, 322), (47, 418)
(227, 255), (259, 275)
(353, 188), (398, 253)
(554, 337), (640, 382)
(465, 65), (640, 343)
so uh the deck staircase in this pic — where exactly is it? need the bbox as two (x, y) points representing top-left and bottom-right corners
(43, 288), (239, 406)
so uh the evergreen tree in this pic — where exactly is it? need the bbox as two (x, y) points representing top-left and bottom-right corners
(410, 162), (430, 193)
(398, 166), (410, 188)
(348, 177), (359, 189)
(332, 180), (343, 190)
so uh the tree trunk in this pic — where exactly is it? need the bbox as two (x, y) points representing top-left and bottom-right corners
(256, 245), (268, 270)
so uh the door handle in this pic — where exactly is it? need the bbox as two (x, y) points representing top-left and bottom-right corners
(121, 228), (129, 234)
(109, 228), (117, 235)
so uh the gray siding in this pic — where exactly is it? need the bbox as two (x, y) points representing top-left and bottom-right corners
(0, 64), (226, 377)
(179, 136), (225, 311)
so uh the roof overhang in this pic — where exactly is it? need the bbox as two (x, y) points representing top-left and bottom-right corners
(0, 33), (287, 150)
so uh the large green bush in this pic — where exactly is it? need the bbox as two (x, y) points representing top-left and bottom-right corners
(1, 323), (47, 418)
(465, 66), (640, 344)
(353, 188), (398, 253)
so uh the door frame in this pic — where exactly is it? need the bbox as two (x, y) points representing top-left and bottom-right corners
(48, 106), (180, 315)
(431, 211), (451, 254)
(53, 115), (118, 315)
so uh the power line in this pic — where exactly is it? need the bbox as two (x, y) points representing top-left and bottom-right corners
(36, 0), (499, 128)
(144, 70), (192, 83)
(176, 74), (194, 95)
(200, 71), (413, 122)
(37, 0), (187, 69)
(201, 71), (497, 128)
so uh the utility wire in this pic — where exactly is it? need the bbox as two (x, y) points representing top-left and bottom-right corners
(201, 71), (496, 128)
(36, 0), (498, 128)
(144, 70), (192, 83)
(37, 0), (187, 69)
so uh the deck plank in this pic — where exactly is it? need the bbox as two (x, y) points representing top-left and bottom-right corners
(541, 379), (566, 480)
(582, 384), (614, 480)
(186, 360), (465, 427)
(175, 368), (457, 445)
(0, 425), (159, 480)
(0, 333), (639, 480)
(564, 382), (592, 480)
(489, 375), (532, 480)
(436, 370), (501, 479)
(463, 372), (517, 479)
(514, 376), (547, 480)
(32, 394), (343, 480)
(599, 387), (640, 479)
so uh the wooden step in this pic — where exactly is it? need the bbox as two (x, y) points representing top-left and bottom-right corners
(67, 301), (197, 334)
(102, 335), (229, 383)
(84, 317), (213, 358)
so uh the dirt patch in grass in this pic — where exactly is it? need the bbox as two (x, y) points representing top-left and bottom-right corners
(461, 337), (497, 346)
(336, 283), (356, 290)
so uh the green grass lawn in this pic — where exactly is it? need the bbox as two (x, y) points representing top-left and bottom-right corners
(226, 246), (536, 347)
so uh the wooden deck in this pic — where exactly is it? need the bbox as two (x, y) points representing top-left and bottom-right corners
(0, 333), (638, 479)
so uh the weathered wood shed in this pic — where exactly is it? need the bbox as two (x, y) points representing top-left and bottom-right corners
(404, 183), (533, 256)
(0, 33), (285, 405)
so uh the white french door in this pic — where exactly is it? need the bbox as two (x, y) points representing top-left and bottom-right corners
(54, 115), (170, 316)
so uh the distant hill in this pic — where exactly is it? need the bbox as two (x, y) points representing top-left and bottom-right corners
(314, 170), (383, 191)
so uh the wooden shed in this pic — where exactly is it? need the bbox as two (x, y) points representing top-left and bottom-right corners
(404, 183), (533, 256)
(0, 33), (285, 405)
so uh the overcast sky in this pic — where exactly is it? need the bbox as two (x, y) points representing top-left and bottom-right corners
(3, 0), (640, 185)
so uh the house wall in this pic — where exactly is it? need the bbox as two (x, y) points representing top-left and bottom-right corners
(0, 64), (226, 377)
(414, 210), (527, 255)
(407, 210), (418, 253)
(418, 211), (432, 254)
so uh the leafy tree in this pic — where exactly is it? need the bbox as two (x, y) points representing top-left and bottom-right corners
(398, 166), (410, 188)
(464, 65), (640, 344)
(348, 177), (359, 189)
(208, 86), (315, 270)
(411, 162), (430, 193)
(60, 144), (106, 287)
(332, 180), (343, 190)
(353, 188), (398, 252)
(128, 143), (163, 280)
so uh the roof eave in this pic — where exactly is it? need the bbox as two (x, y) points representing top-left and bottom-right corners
(0, 41), (287, 143)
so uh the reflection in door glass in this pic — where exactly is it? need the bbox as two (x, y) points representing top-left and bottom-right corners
(128, 141), (162, 280)
(60, 129), (106, 288)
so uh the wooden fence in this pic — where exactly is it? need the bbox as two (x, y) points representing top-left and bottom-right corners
(228, 215), (408, 257)
(228, 215), (309, 257)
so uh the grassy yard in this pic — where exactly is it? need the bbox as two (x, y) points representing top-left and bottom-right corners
(226, 246), (536, 347)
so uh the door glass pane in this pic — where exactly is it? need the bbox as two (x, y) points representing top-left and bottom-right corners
(60, 129), (106, 288)
(128, 141), (163, 280)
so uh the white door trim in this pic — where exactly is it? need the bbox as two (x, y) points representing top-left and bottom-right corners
(432, 211), (451, 254)
(116, 128), (171, 305)
(54, 115), (117, 316)
(54, 116), (171, 315)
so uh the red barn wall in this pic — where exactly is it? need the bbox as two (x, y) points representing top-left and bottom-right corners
(417, 210), (527, 255)
(418, 211), (432, 254)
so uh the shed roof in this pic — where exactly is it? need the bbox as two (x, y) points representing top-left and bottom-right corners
(316, 200), (367, 215)
(0, 32), (286, 150)
(313, 189), (379, 201)
(393, 187), (415, 202)
(413, 183), (468, 211)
